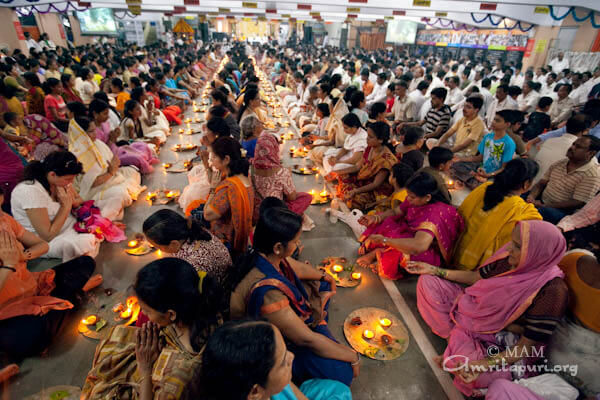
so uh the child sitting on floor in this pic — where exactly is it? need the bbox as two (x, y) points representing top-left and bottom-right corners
(451, 109), (516, 189)
(368, 162), (415, 213)
(397, 126), (425, 171)
(2, 112), (32, 158)
(420, 146), (453, 203)
(300, 103), (330, 145)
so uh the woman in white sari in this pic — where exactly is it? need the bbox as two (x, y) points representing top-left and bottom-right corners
(120, 99), (167, 145)
(131, 87), (169, 144)
(68, 117), (144, 210)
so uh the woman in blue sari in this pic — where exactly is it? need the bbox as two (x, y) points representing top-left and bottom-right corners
(230, 206), (358, 386)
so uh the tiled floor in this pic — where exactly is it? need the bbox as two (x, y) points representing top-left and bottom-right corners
(7, 98), (461, 400)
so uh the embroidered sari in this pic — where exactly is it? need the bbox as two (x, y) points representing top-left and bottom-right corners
(24, 114), (67, 160)
(236, 254), (353, 386)
(417, 220), (566, 396)
(337, 146), (397, 210)
(360, 200), (464, 280)
(454, 182), (542, 271)
(81, 325), (202, 400)
(206, 176), (254, 255)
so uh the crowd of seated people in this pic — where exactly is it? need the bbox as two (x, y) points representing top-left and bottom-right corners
(0, 38), (598, 399)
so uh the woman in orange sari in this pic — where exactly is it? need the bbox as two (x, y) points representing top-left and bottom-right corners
(204, 137), (254, 257)
(337, 121), (397, 210)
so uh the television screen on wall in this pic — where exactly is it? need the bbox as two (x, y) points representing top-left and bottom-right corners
(385, 20), (418, 44)
(76, 8), (118, 36)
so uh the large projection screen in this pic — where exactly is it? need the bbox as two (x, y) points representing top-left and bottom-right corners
(385, 20), (418, 44)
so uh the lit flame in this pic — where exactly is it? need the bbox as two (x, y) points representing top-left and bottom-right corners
(363, 329), (374, 339)
(332, 265), (343, 273)
(351, 272), (361, 280)
(81, 315), (97, 325)
(319, 189), (328, 197)
(379, 318), (392, 328)
(128, 240), (138, 248)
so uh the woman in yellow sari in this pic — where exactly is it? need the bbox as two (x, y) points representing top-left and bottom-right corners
(454, 159), (542, 271)
(337, 121), (397, 210)
(68, 117), (144, 209)
(203, 137), (254, 257)
(81, 258), (224, 400)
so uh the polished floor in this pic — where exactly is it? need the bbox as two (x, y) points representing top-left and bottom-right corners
(8, 102), (464, 400)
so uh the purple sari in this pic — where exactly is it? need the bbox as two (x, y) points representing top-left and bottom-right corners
(95, 121), (158, 174)
(0, 139), (26, 210)
(417, 220), (566, 396)
(360, 200), (464, 279)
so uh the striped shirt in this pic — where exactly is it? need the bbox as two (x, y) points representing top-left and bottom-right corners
(423, 105), (451, 138)
(541, 158), (600, 205)
(480, 258), (568, 343)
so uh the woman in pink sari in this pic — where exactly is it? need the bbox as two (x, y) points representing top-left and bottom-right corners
(410, 220), (568, 397)
(357, 172), (464, 280)
(251, 129), (312, 224)
(89, 99), (158, 174)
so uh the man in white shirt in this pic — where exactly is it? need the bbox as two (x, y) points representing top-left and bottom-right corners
(549, 52), (570, 75)
(366, 73), (389, 106)
(517, 81), (540, 114)
(533, 114), (586, 184)
(444, 76), (464, 108)
(549, 84), (574, 127)
(408, 80), (429, 119)
(462, 69), (482, 96)
(389, 80), (416, 125)
(542, 73), (558, 98)
(486, 84), (518, 129)
(479, 78), (494, 116)
(409, 66), (424, 92)
(569, 73), (589, 107)
(38, 33), (56, 51)
(24, 32), (42, 53)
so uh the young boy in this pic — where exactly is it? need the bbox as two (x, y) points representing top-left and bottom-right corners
(111, 78), (130, 116)
(506, 110), (527, 156)
(451, 109), (516, 189)
(397, 126), (425, 171)
(419, 146), (453, 203)
(522, 96), (552, 141)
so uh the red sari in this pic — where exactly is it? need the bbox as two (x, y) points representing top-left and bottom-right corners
(360, 200), (464, 279)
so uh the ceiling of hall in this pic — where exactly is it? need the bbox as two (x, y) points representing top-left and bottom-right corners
(7, 0), (599, 28)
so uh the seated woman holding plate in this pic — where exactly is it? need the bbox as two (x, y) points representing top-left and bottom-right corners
(357, 172), (464, 280)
